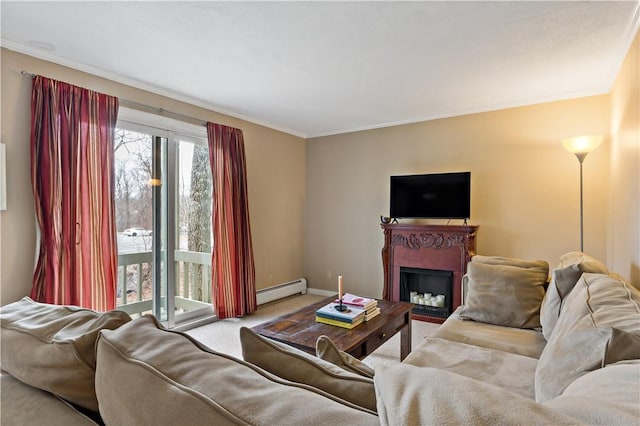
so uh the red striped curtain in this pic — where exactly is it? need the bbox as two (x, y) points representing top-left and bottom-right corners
(206, 123), (256, 319)
(30, 76), (119, 311)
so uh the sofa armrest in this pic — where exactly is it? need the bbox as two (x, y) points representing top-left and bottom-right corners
(374, 364), (580, 426)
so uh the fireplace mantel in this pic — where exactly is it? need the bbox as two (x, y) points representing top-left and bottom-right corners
(381, 223), (478, 323)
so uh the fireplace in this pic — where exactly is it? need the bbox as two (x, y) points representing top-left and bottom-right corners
(381, 223), (478, 323)
(399, 267), (453, 319)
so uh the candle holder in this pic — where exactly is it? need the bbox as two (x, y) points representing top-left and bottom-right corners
(334, 298), (349, 312)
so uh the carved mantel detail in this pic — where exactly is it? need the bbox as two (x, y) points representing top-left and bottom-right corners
(390, 233), (466, 250)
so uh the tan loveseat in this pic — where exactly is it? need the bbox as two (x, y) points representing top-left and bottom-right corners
(2, 252), (639, 425)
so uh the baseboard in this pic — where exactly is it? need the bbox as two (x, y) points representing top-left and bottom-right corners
(256, 278), (307, 305)
(306, 288), (336, 297)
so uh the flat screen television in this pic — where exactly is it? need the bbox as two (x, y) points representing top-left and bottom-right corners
(390, 172), (471, 219)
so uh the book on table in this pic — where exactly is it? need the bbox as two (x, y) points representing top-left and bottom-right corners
(332, 293), (379, 321)
(333, 293), (378, 311)
(315, 315), (364, 329)
(363, 307), (381, 321)
(316, 302), (365, 322)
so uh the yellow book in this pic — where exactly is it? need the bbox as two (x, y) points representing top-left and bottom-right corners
(316, 315), (363, 329)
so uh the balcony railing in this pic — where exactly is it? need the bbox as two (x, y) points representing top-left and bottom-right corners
(117, 250), (212, 317)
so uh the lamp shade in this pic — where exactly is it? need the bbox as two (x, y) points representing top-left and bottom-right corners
(561, 135), (603, 155)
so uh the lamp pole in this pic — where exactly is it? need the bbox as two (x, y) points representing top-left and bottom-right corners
(575, 152), (587, 252)
(561, 135), (602, 254)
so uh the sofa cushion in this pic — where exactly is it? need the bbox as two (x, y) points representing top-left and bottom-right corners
(540, 251), (609, 340)
(374, 364), (578, 426)
(316, 335), (375, 378)
(96, 316), (378, 426)
(470, 255), (550, 270)
(240, 327), (376, 411)
(435, 307), (547, 358)
(459, 260), (548, 328)
(535, 273), (640, 402)
(403, 337), (538, 399)
(0, 373), (99, 426)
(0, 297), (130, 411)
(542, 360), (640, 425)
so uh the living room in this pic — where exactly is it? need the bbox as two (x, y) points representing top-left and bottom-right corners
(1, 2), (638, 305)
(2, 3), (640, 425)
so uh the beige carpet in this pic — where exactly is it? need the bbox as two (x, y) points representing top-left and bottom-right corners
(185, 294), (441, 369)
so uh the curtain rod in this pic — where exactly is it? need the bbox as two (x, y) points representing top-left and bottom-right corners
(20, 70), (208, 127)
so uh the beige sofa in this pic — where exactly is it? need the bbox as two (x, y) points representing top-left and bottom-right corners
(381, 253), (640, 425)
(2, 252), (639, 425)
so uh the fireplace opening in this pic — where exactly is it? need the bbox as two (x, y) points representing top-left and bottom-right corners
(400, 267), (453, 318)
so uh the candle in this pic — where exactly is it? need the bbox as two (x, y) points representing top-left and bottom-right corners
(338, 275), (343, 300)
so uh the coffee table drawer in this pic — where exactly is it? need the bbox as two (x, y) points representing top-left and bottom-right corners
(347, 311), (410, 359)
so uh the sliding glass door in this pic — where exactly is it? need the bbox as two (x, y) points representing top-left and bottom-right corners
(114, 118), (213, 328)
(173, 137), (214, 326)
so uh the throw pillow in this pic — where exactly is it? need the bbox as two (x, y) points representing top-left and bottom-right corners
(316, 335), (375, 378)
(535, 273), (640, 402)
(557, 251), (610, 273)
(0, 297), (131, 411)
(458, 261), (548, 328)
(96, 317), (378, 425)
(239, 327), (377, 411)
(471, 255), (549, 270)
(540, 251), (609, 340)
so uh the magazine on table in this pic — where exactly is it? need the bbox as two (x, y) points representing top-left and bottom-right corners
(333, 293), (377, 310)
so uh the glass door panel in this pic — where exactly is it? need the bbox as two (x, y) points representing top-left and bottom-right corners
(174, 139), (213, 322)
(152, 135), (169, 322)
(114, 128), (169, 321)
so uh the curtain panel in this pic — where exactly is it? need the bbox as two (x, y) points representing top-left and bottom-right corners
(30, 76), (119, 311)
(206, 123), (256, 319)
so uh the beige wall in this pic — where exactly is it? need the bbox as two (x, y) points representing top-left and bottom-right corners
(3, 33), (638, 306)
(609, 32), (640, 287)
(0, 48), (306, 305)
(306, 96), (611, 298)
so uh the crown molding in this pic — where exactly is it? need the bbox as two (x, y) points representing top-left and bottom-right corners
(1, 38), (308, 139)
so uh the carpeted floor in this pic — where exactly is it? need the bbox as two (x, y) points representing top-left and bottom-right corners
(185, 293), (441, 369)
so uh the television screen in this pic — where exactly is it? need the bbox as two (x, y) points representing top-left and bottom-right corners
(390, 172), (470, 219)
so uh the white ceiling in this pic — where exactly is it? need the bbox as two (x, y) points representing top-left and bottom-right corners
(2, 1), (639, 138)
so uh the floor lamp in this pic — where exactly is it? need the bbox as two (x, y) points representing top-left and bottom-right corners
(0, 143), (5, 211)
(561, 135), (603, 252)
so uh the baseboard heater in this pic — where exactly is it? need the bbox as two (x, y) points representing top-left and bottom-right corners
(256, 278), (307, 305)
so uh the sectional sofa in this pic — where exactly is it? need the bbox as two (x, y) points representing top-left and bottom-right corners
(1, 251), (639, 425)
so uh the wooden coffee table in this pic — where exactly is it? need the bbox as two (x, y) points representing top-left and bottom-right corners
(251, 296), (413, 360)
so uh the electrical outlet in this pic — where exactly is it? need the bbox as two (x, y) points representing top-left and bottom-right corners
(326, 270), (332, 279)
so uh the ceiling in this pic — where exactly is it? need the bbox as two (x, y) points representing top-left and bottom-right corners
(2, 1), (639, 138)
